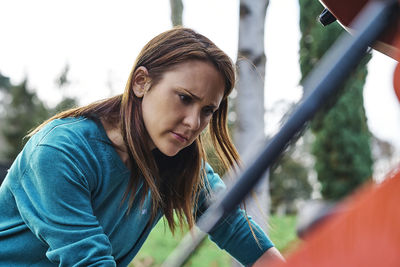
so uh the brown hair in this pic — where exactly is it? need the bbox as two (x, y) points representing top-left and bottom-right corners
(30, 27), (240, 233)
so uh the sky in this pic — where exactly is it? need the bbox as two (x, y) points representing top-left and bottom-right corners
(1, 0), (399, 151)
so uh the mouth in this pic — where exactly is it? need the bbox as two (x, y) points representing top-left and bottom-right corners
(171, 132), (189, 142)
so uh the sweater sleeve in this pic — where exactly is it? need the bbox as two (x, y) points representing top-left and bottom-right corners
(10, 144), (116, 266)
(197, 163), (274, 266)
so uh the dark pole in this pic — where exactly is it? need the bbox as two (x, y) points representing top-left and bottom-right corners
(162, 1), (399, 266)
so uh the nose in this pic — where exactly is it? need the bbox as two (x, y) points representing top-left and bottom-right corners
(183, 108), (201, 131)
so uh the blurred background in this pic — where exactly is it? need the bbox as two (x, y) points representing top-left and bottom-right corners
(1, 0), (399, 266)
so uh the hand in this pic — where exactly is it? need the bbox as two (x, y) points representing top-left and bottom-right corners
(252, 247), (285, 267)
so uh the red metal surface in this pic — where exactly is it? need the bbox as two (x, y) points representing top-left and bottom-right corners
(319, 0), (400, 61)
(320, 0), (368, 26)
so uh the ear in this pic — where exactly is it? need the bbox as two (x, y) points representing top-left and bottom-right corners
(132, 66), (151, 98)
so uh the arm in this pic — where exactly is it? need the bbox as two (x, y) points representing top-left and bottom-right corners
(197, 163), (283, 266)
(11, 145), (116, 266)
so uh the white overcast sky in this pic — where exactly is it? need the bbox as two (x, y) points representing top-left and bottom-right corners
(1, 0), (399, 149)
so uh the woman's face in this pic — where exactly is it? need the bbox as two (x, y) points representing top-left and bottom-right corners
(133, 60), (225, 156)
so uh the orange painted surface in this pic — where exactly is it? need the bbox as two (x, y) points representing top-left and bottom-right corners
(394, 63), (400, 102)
(393, 35), (400, 102)
(268, 168), (400, 267)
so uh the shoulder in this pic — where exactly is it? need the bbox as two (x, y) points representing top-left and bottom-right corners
(34, 117), (105, 145)
(26, 117), (111, 158)
(21, 117), (112, 182)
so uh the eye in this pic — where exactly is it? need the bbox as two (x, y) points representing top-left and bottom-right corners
(179, 94), (192, 104)
(202, 107), (215, 116)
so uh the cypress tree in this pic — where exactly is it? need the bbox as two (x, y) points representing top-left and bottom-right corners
(298, 0), (373, 200)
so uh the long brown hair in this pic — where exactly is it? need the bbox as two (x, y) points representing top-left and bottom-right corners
(30, 27), (240, 233)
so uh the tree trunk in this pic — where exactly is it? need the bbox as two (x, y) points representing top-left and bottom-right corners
(169, 0), (183, 26)
(233, 0), (270, 266)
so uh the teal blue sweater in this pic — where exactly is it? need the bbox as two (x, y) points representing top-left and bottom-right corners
(0, 117), (273, 266)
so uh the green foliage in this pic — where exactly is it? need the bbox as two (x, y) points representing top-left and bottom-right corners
(52, 63), (77, 114)
(0, 66), (77, 161)
(55, 64), (71, 88)
(1, 78), (50, 160)
(130, 219), (230, 267)
(298, 0), (373, 200)
(270, 150), (312, 214)
(52, 97), (77, 114)
(298, 0), (343, 82)
(0, 73), (11, 117)
(0, 73), (11, 89)
(130, 215), (298, 266)
(268, 215), (299, 254)
(312, 58), (373, 199)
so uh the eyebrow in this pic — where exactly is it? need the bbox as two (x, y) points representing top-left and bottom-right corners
(182, 88), (219, 109)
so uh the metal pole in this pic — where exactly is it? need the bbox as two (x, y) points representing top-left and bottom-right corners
(162, 1), (399, 266)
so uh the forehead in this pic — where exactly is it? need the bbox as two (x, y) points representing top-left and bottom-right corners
(161, 60), (226, 105)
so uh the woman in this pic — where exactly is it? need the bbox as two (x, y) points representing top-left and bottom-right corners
(0, 27), (283, 266)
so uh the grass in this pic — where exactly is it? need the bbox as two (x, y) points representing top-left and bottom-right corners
(129, 215), (298, 267)
(268, 215), (301, 255)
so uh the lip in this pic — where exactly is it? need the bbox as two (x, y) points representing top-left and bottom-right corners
(171, 132), (189, 142)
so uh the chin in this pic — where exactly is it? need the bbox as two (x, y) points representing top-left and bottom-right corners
(158, 146), (181, 157)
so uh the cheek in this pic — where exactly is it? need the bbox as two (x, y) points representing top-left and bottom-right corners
(198, 117), (212, 133)
(141, 99), (159, 134)
(141, 95), (178, 132)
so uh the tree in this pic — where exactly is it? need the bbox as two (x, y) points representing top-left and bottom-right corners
(0, 72), (12, 163)
(170, 0), (183, 26)
(269, 101), (314, 214)
(1, 78), (49, 160)
(370, 134), (397, 182)
(52, 63), (77, 113)
(232, 1), (270, 266)
(0, 64), (77, 162)
(0, 73), (11, 89)
(298, 0), (373, 200)
(270, 149), (312, 214)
